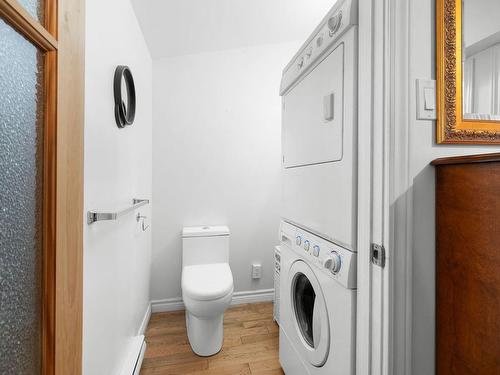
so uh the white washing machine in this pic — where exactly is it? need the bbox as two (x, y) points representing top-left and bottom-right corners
(278, 221), (357, 375)
(280, 0), (358, 251)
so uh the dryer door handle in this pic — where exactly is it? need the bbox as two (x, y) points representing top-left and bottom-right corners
(323, 92), (335, 122)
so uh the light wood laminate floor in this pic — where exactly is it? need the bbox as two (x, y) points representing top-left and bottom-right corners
(141, 302), (284, 375)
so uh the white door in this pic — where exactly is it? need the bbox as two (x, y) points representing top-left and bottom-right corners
(289, 260), (330, 367)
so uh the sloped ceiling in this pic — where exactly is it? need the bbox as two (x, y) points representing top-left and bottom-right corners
(132, 0), (337, 58)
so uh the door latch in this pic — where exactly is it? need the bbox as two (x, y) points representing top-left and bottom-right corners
(371, 243), (386, 268)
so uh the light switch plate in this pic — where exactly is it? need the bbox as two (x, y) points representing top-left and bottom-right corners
(416, 79), (437, 120)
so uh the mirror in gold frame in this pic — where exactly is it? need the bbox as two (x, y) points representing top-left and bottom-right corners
(436, 0), (500, 144)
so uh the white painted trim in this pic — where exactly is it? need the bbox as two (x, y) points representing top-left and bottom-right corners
(389, 0), (413, 373)
(356, 0), (375, 374)
(138, 303), (151, 336)
(151, 297), (184, 313)
(231, 289), (275, 305)
(151, 289), (275, 313)
(357, 0), (396, 373)
(381, 1), (391, 373)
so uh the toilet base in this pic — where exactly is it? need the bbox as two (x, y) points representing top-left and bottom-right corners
(186, 312), (223, 356)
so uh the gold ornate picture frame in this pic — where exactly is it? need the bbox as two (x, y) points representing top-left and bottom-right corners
(436, 0), (500, 144)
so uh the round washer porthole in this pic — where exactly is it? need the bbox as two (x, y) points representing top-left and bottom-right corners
(289, 260), (330, 367)
(293, 272), (316, 347)
(114, 65), (136, 128)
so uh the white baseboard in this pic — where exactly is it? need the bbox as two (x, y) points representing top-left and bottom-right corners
(138, 303), (151, 335)
(151, 288), (274, 313)
(231, 288), (275, 305)
(151, 297), (185, 313)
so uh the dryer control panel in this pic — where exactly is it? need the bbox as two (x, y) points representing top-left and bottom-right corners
(280, 221), (357, 289)
(280, 0), (358, 94)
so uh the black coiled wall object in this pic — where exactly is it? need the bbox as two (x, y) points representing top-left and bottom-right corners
(114, 65), (136, 128)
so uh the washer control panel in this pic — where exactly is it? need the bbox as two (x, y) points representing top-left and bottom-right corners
(285, 221), (356, 289)
(280, 0), (358, 94)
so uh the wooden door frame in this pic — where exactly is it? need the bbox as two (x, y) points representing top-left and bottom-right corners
(0, 0), (84, 374)
(56, 0), (84, 372)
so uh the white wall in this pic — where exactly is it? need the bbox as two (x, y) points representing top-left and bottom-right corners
(406, 1), (499, 373)
(463, 0), (500, 48)
(151, 41), (299, 302)
(132, 0), (335, 58)
(84, 0), (152, 374)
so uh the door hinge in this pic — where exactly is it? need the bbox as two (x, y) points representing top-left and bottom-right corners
(371, 243), (386, 268)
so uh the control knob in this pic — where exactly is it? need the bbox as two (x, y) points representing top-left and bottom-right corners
(306, 46), (313, 59)
(313, 245), (320, 257)
(316, 34), (324, 47)
(297, 57), (304, 69)
(328, 11), (343, 36)
(303, 240), (310, 251)
(323, 251), (342, 274)
(296, 236), (302, 246)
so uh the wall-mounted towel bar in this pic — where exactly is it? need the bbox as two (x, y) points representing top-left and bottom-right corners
(87, 198), (150, 225)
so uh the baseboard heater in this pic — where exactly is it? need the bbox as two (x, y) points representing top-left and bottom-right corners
(121, 335), (146, 375)
(133, 338), (146, 375)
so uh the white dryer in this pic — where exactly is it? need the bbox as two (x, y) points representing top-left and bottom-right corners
(280, 0), (358, 251)
(278, 221), (357, 375)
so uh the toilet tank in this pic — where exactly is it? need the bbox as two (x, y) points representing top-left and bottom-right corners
(182, 226), (230, 267)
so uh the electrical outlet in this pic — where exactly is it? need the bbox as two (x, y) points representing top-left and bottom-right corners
(252, 264), (262, 279)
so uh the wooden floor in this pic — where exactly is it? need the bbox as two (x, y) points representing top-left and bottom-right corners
(141, 302), (284, 375)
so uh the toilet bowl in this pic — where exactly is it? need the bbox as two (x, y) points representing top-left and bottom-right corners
(181, 226), (233, 356)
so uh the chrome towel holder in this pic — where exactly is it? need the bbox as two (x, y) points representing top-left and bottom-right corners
(87, 198), (149, 225)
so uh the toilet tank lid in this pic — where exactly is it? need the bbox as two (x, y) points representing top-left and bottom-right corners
(182, 225), (230, 238)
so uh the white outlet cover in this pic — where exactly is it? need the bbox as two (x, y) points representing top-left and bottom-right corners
(252, 264), (262, 279)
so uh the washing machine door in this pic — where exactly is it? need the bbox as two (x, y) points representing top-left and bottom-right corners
(289, 260), (330, 367)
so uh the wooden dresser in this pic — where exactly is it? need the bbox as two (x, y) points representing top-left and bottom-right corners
(431, 153), (500, 374)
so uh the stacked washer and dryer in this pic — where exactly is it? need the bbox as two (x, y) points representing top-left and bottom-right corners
(278, 0), (358, 374)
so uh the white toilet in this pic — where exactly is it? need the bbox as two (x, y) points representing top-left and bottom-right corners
(181, 225), (234, 356)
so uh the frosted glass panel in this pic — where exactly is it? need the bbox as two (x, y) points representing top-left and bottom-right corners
(17, 0), (45, 23)
(0, 19), (44, 374)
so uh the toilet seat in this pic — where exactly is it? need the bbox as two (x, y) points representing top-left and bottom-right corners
(182, 263), (233, 301)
